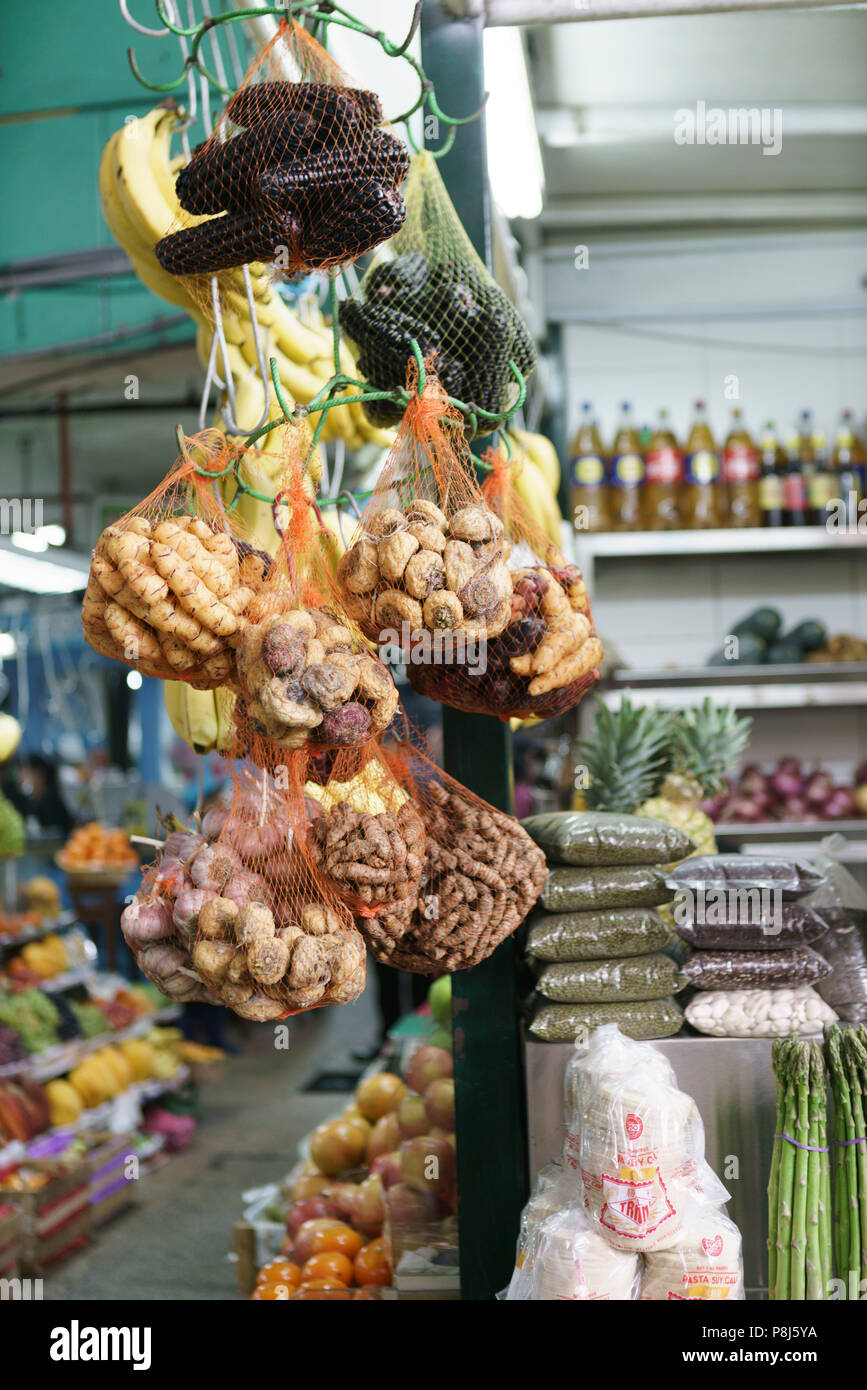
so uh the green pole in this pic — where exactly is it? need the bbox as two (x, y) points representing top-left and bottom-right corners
(421, 0), (529, 1301)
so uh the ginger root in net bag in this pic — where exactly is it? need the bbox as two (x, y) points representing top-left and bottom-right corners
(232, 433), (398, 762)
(83, 430), (268, 688)
(303, 742), (425, 916)
(506, 1202), (641, 1301)
(565, 1024), (728, 1252)
(156, 20), (407, 281)
(339, 150), (534, 435)
(335, 364), (514, 672)
(356, 735), (547, 971)
(406, 451), (603, 719)
(639, 1199), (744, 1300)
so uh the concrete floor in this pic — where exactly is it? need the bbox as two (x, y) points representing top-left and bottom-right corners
(47, 988), (378, 1302)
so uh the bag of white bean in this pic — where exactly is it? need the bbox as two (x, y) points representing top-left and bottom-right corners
(684, 985), (837, 1038)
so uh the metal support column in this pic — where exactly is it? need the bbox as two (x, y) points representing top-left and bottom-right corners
(421, 0), (530, 1301)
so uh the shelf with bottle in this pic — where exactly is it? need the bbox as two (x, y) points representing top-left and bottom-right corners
(598, 663), (867, 712)
(568, 402), (867, 539)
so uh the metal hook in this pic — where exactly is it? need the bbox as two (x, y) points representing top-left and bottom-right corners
(119, 0), (169, 38)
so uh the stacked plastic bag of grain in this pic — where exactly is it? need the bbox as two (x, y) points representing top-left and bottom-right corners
(521, 813), (693, 1043)
(505, 1025), (744, 1300)
(671, 855), (838, 1039)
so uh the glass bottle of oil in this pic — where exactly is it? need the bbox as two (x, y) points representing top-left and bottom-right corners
(682, 399), (723, 529)
(643, 408), (683, 530)
(722, 406), (761, 527)
(608, 401), (645, 532)
(568, 401), (611, 534)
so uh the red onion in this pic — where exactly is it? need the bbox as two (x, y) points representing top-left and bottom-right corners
(823, 787), (857, 820)
(725, 797), (765, 823)
(770, 767), (805, 800)
(778, 757), (802, 776)
(804, 771), (834, 809)
(778, 796), (809, 822)
(739, 768), (769, 800)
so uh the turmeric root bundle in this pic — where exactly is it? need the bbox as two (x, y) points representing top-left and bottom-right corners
(84, 515), (269, 688)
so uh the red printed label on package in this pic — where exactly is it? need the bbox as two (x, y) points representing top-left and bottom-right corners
(599, 1170), (676, 1241)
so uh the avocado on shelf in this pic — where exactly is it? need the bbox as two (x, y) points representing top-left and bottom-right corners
(785, 619), (827, 653)
(765, 638), (805, 665)
(706, 632), (767, 667)
(730, 607), (783, 643)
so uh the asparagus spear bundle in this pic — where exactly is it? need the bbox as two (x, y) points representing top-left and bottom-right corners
(826, 1023), (867, 1298)
(768, 1038), (831, 1299)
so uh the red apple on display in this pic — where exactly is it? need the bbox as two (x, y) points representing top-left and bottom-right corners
(404, 1045), (453, 1096)
(386, 1182), (438, 1232)
(324, 1182), (359, 1221)
(423, 1078), (455, 1130)
(285, 1196), (337, 1236)
(399, 1136), (456, 1197)
(370, 1150), (403, 1189)
(352, 1175), (385, 1236)
(291, 1218), (345, 1265)
(397, 1093), (429, 1139)
(366, 1112), (402, 1164)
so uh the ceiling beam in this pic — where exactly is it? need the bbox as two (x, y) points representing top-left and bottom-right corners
(448, 0), (863, 20)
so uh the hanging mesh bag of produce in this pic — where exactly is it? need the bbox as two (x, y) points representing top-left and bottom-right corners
(353, 730), (547, 971)
(82, 429), (272, 689)
(231, 424), (399, 766)
(155, 19), (408, 285)
(335, 362), (519, 700)
(406, 449), (603, 718)
(339, 150), (535, 436)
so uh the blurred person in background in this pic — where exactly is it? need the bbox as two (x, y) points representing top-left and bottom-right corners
(4, 753), (73, 836)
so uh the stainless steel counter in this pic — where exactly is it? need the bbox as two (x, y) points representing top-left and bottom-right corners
(526, 1036), (777, 1296)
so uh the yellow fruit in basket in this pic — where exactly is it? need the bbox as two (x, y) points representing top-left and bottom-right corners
(44, 1079), (84, 1126)
(150, 1050), (180, 1081)
(121, 1039), (154, 1081)
(101, 1047), (134, 1091)
(88, 1053), (120, 1099)
(69, 1065), (103, 1110)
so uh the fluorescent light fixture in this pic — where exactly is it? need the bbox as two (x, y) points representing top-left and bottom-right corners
(0, 634), (17, 658)
(11, 530), (49, 553)
(40, 525), (66, 546)
(0, 542), (90, 595)
(483, 28), (544, 221)
(126, 670), (143, 691)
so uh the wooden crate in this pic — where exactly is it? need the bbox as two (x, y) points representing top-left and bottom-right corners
(0, 1204), (19, 1279)
(86, 1132), (137, 1228)
(2, 1163), (91, 1277)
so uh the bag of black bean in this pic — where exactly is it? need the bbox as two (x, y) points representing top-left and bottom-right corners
(542, 865), (674, 914)
(528, 997), (684, 1043)
(681, 947), (830, 992)
(521, 811), (694, 868)
(527, 907), (672, 962)
(673, 901), (829, 951)
(536, 953), (685, 1004)
(667, 854), (824, 900)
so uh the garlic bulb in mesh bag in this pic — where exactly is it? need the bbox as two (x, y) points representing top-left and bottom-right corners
(506, 1202), (640, 1301)
(639, 1200), (744, 1301)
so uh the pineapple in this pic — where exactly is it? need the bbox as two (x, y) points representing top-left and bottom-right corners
(637, 699), (751, 855)
(580, 695), (751, 857)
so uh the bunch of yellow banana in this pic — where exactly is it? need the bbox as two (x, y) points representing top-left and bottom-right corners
(98, 104), (395, 453)
(504, 426), (564, 547)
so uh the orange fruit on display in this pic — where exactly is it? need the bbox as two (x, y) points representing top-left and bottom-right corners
(310, 1223), (365, 1260)
(256, 1260), (301, 1289)
(301, 1251), (355, 1286)
(250, 1283), (294, 1300)
(354, 1238), (392, 1287)
(355, 1073), (407, 1123)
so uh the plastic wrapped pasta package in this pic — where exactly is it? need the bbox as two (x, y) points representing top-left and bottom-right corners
(536, 953), (685, 1005)
(685, 986), (837, 1038)
(505, 1203), (641, 1301)
(521, 811), (694, 868)
(510, 1162), (579, 1269)
(681, 947), (830, 993)
(667, 854), (825, 900)
(529, 997), (684, 1044)
(542, 865), (675, 915)
(568, 1027), (727, 1252)
(639, 1201), (744, 1301)
(527, 907), (672, 962)
(563, 1024), (676, 1133)
(673, 900), (829, 952)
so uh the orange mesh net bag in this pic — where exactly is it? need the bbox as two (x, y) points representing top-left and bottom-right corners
(155, 19), (407, 283)
(121, 768), (366, 1021)
(230, 424), (399, 765)
(407, 449), (604, 720)
(350, 732), (548, 972)
(81, 429), (271, 689)
(334, 362), (514, 677)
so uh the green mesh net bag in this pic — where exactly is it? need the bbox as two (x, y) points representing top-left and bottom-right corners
(339, 151), (536, 438)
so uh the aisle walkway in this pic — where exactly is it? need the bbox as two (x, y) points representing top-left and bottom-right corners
(47, 990), (376, 1301)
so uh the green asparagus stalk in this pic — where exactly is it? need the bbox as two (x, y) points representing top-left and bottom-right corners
(845, 1029), (867, 1281)
(768, 1038), (785, 1295)
(775, 1041), (799, 1300)
(805, 1042), (825, 1300)
(817, 1039), (833, 1296)
(790, 1042), (811, 1301)
(829, 1028), (849, 1294)
(830, 1025), (860, 1291)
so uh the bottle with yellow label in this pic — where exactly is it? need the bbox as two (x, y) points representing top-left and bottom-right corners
(682, 399), (723, 529)
(609, 401), (645, 532)
(722, 406), (761, 527)
(831, 409), (865, 529)
(807, 432), (836, 527)
(569, 401), (611, 533)
(758, 421), (785, 527)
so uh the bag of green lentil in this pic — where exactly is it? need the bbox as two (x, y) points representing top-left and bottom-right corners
(535, 953), (686, 1004)
(521, 811), (694, 868)
(542, 865), (674, 914)
(526, 907), (671, 962)
(528, 997), (684, 1043)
